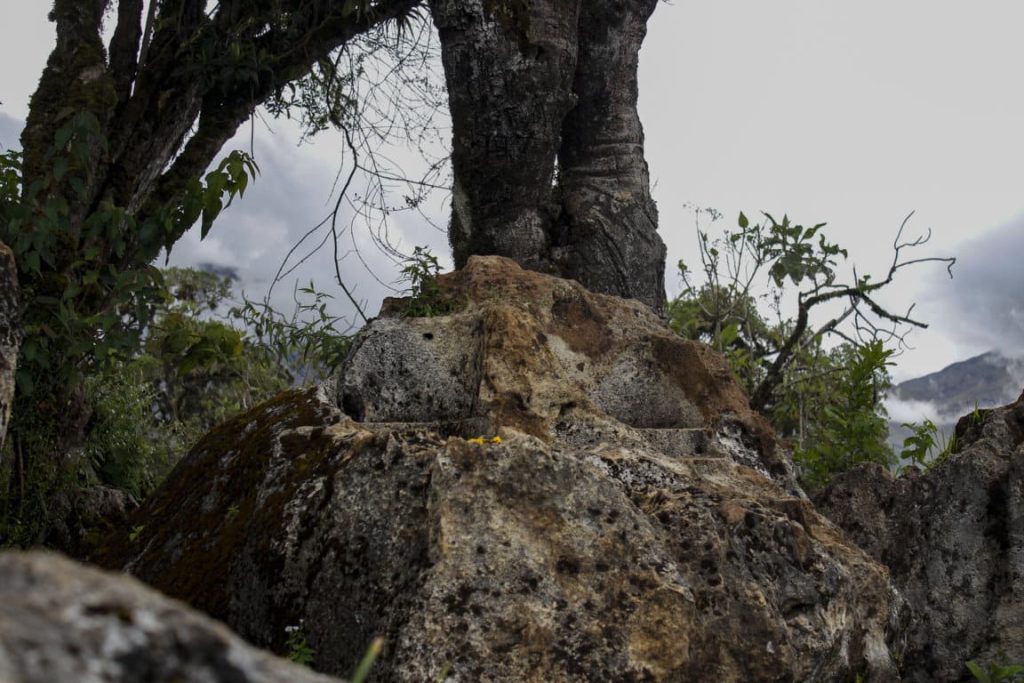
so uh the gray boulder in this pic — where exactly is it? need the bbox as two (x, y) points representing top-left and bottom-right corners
(0, 551), (340, 683)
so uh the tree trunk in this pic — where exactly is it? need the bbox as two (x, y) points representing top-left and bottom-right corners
(555, 0), (665, 311)
(430, 0), (666, 311)
(429, 0), (580, 274)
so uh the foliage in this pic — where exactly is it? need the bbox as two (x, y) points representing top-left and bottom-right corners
(0, 267), (292, 546)
(790, 342), (896, 489)
(671, 208), (953, 415)
(0, 114), (257, 462)
(967, 659), (1024, 683)
(232, 282), (355, 385)
(900, 419), (941, 468)
(82, 363), (168, 499)
(0, 0), (432, 546)
(668, 208), (931, 488)
(399, 246), (454, 317)
(350, 637), (385, 683)
(135, 269), (291, 453)
(285, 623), (317, 667)
(282, 626), (388, 680)
(899, 417), (962, 470)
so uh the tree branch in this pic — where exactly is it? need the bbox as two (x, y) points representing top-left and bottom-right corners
(749, 213), (955, 412)
(108, 0), (144, 103)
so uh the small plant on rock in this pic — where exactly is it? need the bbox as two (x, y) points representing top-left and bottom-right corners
(285, 622), (316, 667)
(400, 246), (454, 317)
(900, 419), (958, 469)
(900, 419), (939, 467)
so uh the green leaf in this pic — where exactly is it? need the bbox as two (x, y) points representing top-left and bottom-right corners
(350, 637), (383, 683)
(719, 322), (739, 347)
(738, 212), (749, 228)
(200, 196), (223, 239)
(966, 661), (987, 681)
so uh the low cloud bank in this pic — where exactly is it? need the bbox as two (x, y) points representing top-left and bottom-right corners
(884, 396), (961, 427)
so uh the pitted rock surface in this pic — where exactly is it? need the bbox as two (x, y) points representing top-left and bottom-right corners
(93, 254), (908, 681)
(341, 256), (789, 484)
(816, 392), (1024, 682)
(0, 551), (340, 683)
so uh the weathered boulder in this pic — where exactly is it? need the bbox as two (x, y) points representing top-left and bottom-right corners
(816, 392), (1024, 681)
(0, 551), (340, 683)
(95, 256), (904, 681)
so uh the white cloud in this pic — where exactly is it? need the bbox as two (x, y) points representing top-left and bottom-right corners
(0, 112), (20, 149)
(884, 397), (947, 426)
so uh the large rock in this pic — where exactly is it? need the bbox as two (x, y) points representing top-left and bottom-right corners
(95, 256), (904, 681)
(0, 551), (340, 683)
(816, 392), (1024, 681)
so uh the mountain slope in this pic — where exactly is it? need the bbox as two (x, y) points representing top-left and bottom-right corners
(886, 351), (1024, 451)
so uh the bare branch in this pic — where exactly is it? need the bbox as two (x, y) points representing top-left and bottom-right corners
(749, 214), (955, 411)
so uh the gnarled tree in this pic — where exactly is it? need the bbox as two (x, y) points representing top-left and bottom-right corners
(1, 0), (423, 543)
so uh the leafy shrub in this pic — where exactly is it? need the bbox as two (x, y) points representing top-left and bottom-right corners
(232, 280), (354, 384)
(791, 341), (896, 489)
(400, 246), (454, 317)
(668, 209), (903, 488)
(82, 363), (169, 498)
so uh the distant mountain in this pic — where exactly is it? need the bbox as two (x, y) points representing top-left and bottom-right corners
(886, 351), (1024, 452)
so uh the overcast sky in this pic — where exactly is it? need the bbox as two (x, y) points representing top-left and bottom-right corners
(2, 2), (1022, 382)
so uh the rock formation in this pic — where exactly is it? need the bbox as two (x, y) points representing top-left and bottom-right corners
(0, 551), (340, 683)
(95, 256), (904, 681)
(816, 392), (1024, 681)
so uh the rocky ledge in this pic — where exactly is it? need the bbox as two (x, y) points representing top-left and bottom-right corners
(816, 391), (1024, 682)
(91, 256), (904, 680)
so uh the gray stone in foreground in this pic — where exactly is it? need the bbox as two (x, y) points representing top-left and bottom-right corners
(0, 551), (340, 683)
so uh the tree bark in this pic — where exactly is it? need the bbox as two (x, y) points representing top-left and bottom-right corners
(429, 0), (580, 274)
(555, 0), (665, 311)
(430, 0), (666, 311)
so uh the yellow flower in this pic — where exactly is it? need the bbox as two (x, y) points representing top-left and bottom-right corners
(467, 437), (485, 445)
(490, 436), (503, 444)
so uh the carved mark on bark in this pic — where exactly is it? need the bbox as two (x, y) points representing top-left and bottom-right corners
(0, 242), (21, 454)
